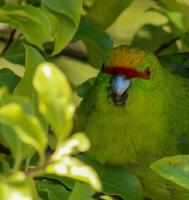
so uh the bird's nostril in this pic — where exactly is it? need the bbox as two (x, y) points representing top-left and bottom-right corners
(112, 91), (128, 106)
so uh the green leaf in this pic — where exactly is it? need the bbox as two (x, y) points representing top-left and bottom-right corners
(0, 68), (20, 93)
(88, 0), (133, 28)
(33, 62), (75, 144)
(0, 88), (35, 169)
(176, 0), (189, 5)
(154, 0), (189, 46)
(52, 133), (90, 160)
(0, 5), (52, 48)
(14, 44), (45, 97)
(2, 39), (25, 65)
(75, 17), (113, 68)
(68, 182), (94, 200)
(159, 52), (189, 78)
(0, 125), (32, 170)
(0, 172), (38, 200)
(132, 24), (178, 54)
(80, 156), (143, 200)
(36, 179), (70, 200)
(14, 44), (48, 131)
(0, 0), (4, 7)
(45, 156), (102, 192)
(42, 0), (82, 55)
(151, 155), (189, 190)
(77, 77), (95, 98)
(0, 103), (47, 164)
(41, 174), (75, 190)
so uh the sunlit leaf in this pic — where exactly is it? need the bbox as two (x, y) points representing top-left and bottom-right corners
(0, 125), (32, 170)
(151, 155), (189, 190)
(42, 0), (82, 55)
(0, 88), (34, 169)
(75, 17), (113, 68)
(154, 0), (189, 46)
(46, 156), (102, 192)
(0, 5), (52, 48)
(33, 62), (75, 144)
(0, 103), (47, 164)
(53, 133), (90, 160)
(88, 0), (133, 28)
(0, 172), (38, 200)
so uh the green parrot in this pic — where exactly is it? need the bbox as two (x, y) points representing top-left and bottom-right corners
(75, 46), (189, 200)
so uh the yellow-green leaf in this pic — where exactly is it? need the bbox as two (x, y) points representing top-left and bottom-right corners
(0, 172), (38, 200)
(0, 5), (52, 48)
(46, 156), (102, 192)
(88, 0), (133, 28)
(33, 62), (75, 144)
(0, 103), (47, 164)
(42, 0), (82, 55)
(151, 155), (189, 190)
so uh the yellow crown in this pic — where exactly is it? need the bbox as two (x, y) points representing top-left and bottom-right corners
(108, 46), (146, 68)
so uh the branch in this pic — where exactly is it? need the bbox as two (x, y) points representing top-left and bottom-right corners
(154, 35), (180, 56)
(1, 29), (16, 54)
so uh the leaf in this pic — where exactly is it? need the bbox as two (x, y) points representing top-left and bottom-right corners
(2, 39), (25, 65)
(36, 179), (70, 200)
(52, 133), (90, 160)
(0, 88), (35, 169)
(154, 0), (189, 46)
(0, 68), (20, 93)
(176, 0), (189, 6)
(151, 155), (189, 190)
(0, 5), (52, 48)
(33, 62), (75, 144)
(159, 52), (189, 78)
(45, 156), (102, 192)
(14, 44), (45, 97)
(88, 0), (133, 28)
(132, 24), (178, 54)
(68, 182), (94, 200)
(41, 174), (75, 190)
(80, 156), (143, 200)
(75, 17), (113, 68)
(0, 0), (4, 7)
(42, 0), (82, 55)
(0, 103), (47, 164)
(77, 77), (96, 98)
(0, 125), (32, 170)
(0, 172), (38, 200)
(14, 44), (48, 131)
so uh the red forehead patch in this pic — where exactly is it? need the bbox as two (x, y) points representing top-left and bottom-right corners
(103, 66), (151, 80)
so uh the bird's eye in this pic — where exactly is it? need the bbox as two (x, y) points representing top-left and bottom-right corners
(101, 63), (105, 71)
(143, 67), (152, 79)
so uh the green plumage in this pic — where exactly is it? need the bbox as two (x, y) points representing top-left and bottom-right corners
(76, 46), (189, 199)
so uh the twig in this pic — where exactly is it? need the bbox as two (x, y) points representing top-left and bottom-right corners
(154, 36), (180, 56)
(1, 29), (16, 54)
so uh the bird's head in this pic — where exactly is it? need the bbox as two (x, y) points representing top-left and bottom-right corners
(97, 46), (161, 106)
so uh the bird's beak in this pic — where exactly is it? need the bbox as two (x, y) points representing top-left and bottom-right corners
(112, 75), (131, 106)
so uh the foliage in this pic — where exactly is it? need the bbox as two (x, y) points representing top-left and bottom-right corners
(0, 0), (189, 199)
